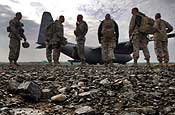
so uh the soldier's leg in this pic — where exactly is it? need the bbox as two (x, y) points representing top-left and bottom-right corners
(162, 41), (169, 64)
(131, 34), (140, 65)
(108, 41), (116, 66)
(8, 38), (16, 63)
(101, 41), (108, 66)
(80, 42), (86, 64)
(141, 38), (150, 65)
(77, 40), (85, 64)
(108, 47), (114, 66)
(8, 38), (20, 65)
(14, 40), (21, 66)
(53, 47), (60, 65)
(154, 40), (163, 64)
(73, 46), (79, 60)
(106, 43), (110, 65)
(101, 41), (104, 62)
(46, 44), (52, 63)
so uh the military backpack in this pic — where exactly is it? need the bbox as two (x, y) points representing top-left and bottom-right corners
(102, 19), (115, 38)
(45, 22), (56, 37)
(136, 13), (157, 34)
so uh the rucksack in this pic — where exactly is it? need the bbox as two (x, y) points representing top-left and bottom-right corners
(7, 26), (11, 32)
(82, 21), (88, 36)
(102, 19), (115, 38)
(136, 13), (157, 34)
(45, 22), (56, 37)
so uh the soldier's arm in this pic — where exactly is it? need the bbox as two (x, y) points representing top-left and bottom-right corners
(19, 26), (26, 41)
(20, 32), (26, 41)
(79, 22), (88, 37)
(82, 22), (88, 37)
(164, 20), (173, 33)
(74, 24), (81, 37)
(129, 15), (136, 38)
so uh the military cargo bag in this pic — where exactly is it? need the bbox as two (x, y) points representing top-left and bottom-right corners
(102, 20), (115, 38)
(139, 16), (157, 34)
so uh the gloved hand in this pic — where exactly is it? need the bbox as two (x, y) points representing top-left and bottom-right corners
(76, 22), (79, 27)
(23, 37), (27, 42)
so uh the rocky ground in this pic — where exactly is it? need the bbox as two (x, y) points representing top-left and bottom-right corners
(0, 63), (175, 115)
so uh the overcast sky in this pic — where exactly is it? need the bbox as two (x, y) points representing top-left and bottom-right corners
(0, 0), (174, 63)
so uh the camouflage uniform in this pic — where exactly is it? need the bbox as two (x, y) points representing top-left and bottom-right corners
(153, 19), (173, 64)
(101, 19), (116, 65)
(74, 20), (88, 64)
(129, 13), (150, 64)
(45, 20), (64, 64)
(98, 14), (119, 66)
(8, 18), (26, 63)
(101, 40), (116, 65)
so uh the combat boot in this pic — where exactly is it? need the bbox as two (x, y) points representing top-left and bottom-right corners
(53, 61), (60, 66)
(109, 60), (114, 67)
(132, 59), (137, 67)
(9, 60), (13, 65)
(104, 61), (108, 67)
(14, 61), (20, 66)
(164, 62), (168, 67)
(47, 60), (52, 65)
(158, 61), (163, 68)
(80, 59), (86, 65)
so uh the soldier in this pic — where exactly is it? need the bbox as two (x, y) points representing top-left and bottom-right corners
(74, 14), (88, 65)
(129, 7), (150, 66)
(45, 15), (66, 65)
(98, 14), (119, 66)
(153, 13), (173, 67)
(8, 12), (27, 66)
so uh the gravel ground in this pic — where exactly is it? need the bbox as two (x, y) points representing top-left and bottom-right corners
(0, 63), (175, 115)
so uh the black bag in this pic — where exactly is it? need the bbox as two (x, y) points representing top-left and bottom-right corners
(7, 26), (11, 32)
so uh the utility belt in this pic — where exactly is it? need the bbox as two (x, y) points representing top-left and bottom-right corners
(47, 38), (67, 48)
(47, 41), (61, 49)
(9, 34), (21, 40)
(101, 36), (116, 42)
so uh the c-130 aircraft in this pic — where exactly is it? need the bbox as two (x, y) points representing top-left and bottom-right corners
(36, 12), (175, 64)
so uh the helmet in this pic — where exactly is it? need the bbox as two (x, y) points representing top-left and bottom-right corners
(22, 41), (30, 48)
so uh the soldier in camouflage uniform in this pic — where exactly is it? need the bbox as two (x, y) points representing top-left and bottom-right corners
(98, 14), (119, 66)
(8, 12), (27, 66)
(45, 15), (65, 65)
(153, 13), (173, 67)
(74, 14), (88, 65)
(129, 7), (150, 66)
